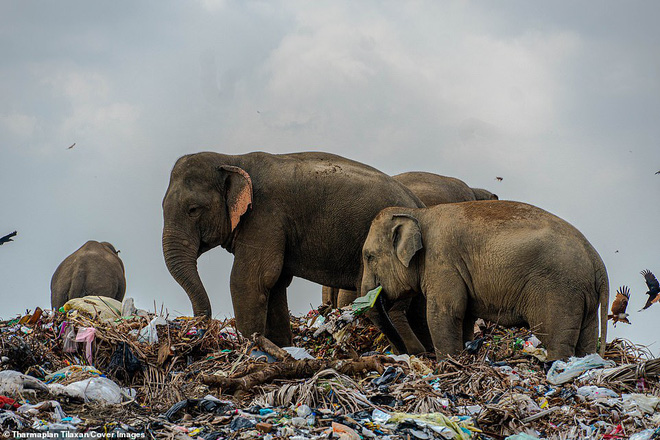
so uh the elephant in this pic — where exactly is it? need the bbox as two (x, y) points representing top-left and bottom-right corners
(360, 201), (609, 361)
(324, 171), (499, 309)
(50, 240), (126, 309)
(471, 187), (499, 200)
(161, 151), (424, 348)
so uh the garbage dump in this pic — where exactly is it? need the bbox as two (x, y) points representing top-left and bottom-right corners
(0, 298), (658, 439)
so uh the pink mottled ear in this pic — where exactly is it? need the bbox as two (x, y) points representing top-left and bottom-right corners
(219, 165), (253, 231)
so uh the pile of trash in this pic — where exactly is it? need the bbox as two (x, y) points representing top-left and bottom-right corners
(0, 296), (658, 439)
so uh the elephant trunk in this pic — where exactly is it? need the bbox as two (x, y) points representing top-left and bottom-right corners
(162, 228), (212, 317)
(363, 286), (408, 354)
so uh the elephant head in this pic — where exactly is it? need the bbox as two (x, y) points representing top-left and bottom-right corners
(162, 154), (253, 317)
(361, 212), (424, 353)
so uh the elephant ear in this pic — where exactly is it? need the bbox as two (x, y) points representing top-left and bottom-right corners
(391, 214), (423, 267)
(218, 165), (253, 232)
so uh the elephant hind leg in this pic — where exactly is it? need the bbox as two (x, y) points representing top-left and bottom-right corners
(337, 289), (358, 308)
(531, 296), (584, 361)
(575, 309), (598, 357)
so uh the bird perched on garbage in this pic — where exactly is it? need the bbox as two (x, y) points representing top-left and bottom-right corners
(608, 286), (631, 325)
(0, 231), (17, 246)
(640, 269), (660, 310)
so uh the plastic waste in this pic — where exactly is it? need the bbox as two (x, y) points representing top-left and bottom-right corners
(465, 337), (484, 354)
(18, 400), (66, 421)
(62, 324), (77, 353)
(332, 421), (361, 440)
(121, 297), (137, 317)
(48, 376), (129, 405)
(108, 341), (143, 380)
(75, 327), (96, 364)
(230, 416), (256, 431)
(0, 409), (24, 430)
(622, 393), (660, 417)
(388, 412), (479, 440)
(372, 366), (401, 388)
(45, 365), (103, 383)
(0, 396), (19, 410)
(350, 286), (382, 315)
(629, 429), (660, 440)
(283, 346), (315, 360)
(576, 385), (618, 400)
(546, 354), (615, 385)
(0, 370), (49, 396)
(63, 296), (122, 322)
(138, 316), (168, 344)
(505, 434), (544, 440)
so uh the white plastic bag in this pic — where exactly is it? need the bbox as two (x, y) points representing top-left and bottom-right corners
(48, 376), (126, 405)
(138, 317), (168, 344)
(576, 385), (618, 400)
(546, 354), (614, 385)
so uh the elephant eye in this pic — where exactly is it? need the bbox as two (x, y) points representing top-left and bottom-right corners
(365, 253), (375, 263)
(188, 205), (201, 217)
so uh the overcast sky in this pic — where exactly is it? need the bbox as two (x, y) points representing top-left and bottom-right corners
(1, 1), (659, 354)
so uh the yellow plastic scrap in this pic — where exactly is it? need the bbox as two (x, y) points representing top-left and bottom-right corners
(389, 412), (481, 439)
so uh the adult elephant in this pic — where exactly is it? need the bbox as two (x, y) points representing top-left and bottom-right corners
(161, 151), (424, 348)
(324, 171), (499, 309)
(360, 201), (609, 361)
(51, 241), (126, 309)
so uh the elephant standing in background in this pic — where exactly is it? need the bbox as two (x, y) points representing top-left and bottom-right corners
(324, 171), (499, 309)
(51, 240), (126, 309)
(360, 201), (609, 361)
(161, 151), (424, 349)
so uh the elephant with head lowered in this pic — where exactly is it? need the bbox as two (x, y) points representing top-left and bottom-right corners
(51, 240), (126, 309)
(360, 201), (609, 361)
(161, 151), (424, 348)
(325, 171), (499, 309)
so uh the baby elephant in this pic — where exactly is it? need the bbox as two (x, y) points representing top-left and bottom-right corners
(361, 201), (608, 361)
(50, 240), (126, 309)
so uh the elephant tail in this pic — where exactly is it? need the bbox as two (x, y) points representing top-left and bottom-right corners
(596, 264), (609, 357)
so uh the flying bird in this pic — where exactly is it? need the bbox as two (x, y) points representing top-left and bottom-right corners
(608, 286), (631, 326)
(67, 143), (76, 149)
(640, 269), (660, 311)
(656, 170), (660, 175)
(495, 176), (503, 182)
(0, 231), (17, 246)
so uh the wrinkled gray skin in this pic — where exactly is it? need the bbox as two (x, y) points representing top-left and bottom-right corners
(50, 241), (126, 309)
(361, 201), (609, 361)
(325, 172), (499, 348)
(471, 187), (499, 201)
(162, 151), (423, 348)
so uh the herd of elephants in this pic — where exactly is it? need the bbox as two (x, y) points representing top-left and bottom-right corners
(49, 151), (609, 363)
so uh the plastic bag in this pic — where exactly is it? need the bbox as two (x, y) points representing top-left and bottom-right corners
(576, 385), (618, 400)
(63, 296), (122, 322)
(62, 324), (77, 353)
(546, 354), (615, 385)
(75, 327), (96, 365)
(138, 317), (167, 344)
(283, 346), (315, 360)
(350, 286), (382, 315)
(48, 376), (126, 405)
(108, 341), (143, 380)
(622, 393), (660, 417)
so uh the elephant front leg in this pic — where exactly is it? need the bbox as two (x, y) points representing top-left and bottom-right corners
(426, 287), (467, 358)
(265, 275), (294, 346)
(229, 251), (288, 346)
(388, 298), (426, 355)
